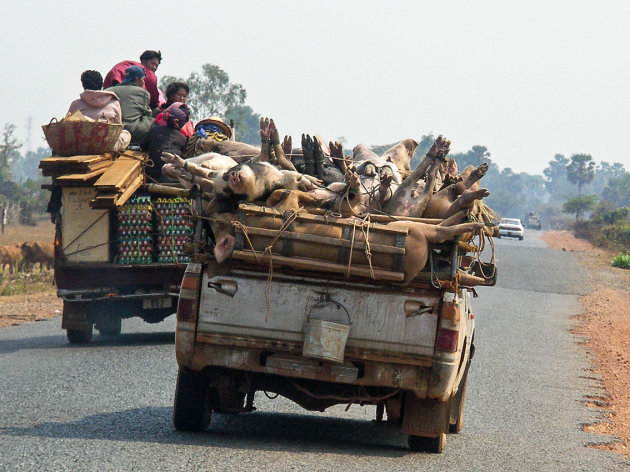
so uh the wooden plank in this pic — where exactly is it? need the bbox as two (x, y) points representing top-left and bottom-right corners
(304, 207), (444, 225)
(93, 155), (143, 190)
(234, 225), (405, 255)
(239, 204), (408, 236)
(54, 167), (108, 183)
(231, 250), (404, 281)
(113, 174), (144, 207)
(90, 174), (144, 209)
(41, 160), (113, 176)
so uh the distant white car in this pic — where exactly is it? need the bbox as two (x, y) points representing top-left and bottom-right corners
(498, 218), (524, 240)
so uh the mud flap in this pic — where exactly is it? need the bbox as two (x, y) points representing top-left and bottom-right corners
(402, 391), (452, 437)
(61, 301), (94, 331)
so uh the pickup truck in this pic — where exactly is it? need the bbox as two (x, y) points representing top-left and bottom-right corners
(51, 178), (197, 344)
(173, 211), (486, 453)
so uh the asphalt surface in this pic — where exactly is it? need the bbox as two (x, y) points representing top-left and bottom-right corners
(0, 231), (628, 471)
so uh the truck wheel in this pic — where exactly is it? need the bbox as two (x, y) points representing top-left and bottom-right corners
(173, 368), (212, 431)
(96, 316), (122, 337)
(66, 327), (93, 344)
(408, 433), (446, 453)
(519, 236), (523, 241)
(449, 361), (470, 433)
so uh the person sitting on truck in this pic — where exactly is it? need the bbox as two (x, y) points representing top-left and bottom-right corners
(142, 103), (190, 182)
(103, 50), (163, 109)
(67, 70), (131, 152)
(153, 82), (194, 137)
(106, 65), (154, 145)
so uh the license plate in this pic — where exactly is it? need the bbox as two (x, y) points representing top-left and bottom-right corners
(142, 297), (173, 309)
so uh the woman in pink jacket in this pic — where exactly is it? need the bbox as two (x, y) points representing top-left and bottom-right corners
(67, 70), (131, 151)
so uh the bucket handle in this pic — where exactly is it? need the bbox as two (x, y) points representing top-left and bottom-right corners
(307, 300), (351, 324)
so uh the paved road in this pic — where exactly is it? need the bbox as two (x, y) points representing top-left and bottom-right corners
(0, 232), (628, 471)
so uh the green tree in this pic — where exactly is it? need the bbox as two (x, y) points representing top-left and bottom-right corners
(160, 64), (246, 123)
(543, 153), (572, 197)
(602, 173), (630, 207)
(12, 146), (50, 182)
(566, 153), (595, 195)
(563, 194), (598, 223)
(0, 123), (22, 183)
(225, 104), (260, 145)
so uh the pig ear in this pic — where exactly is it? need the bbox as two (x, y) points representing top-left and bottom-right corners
(213, 233), (235, 263)
(198, 178), (215, 194)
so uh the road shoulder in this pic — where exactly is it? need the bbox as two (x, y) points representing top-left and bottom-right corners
(542, 230), (630, 456)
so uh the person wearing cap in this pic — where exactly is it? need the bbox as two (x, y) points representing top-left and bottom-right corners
(180, 116), (233, 158)
(141, 102), (191, 182)
(105, 65), (154, 145)
(103, 50), (163, 109)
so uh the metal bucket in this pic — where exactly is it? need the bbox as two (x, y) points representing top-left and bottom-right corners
(302, 300), (350, 363)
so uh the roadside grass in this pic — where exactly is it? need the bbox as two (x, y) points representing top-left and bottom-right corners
(0, 269), (55, 296)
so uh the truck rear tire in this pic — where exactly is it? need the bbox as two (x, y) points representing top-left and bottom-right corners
(173, 368), (212, 431)
(408, 433), (446, 453)
(449, 361), (470, 433)
(66, 327), (93, 344)
(96, 316), (122, 337)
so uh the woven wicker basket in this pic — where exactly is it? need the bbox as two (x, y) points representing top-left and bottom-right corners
(42, 118), (124, 156)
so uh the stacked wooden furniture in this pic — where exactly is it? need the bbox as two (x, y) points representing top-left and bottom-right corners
(231, 203), (408, 282)
(90, 151), (147, 209)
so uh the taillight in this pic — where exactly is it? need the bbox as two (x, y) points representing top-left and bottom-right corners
(436, 327), (459, 352)
(177, 263), (202, 322)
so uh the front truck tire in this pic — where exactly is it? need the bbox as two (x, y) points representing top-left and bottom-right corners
(402, 392), (451, 453)
(173, 368), (212, 431)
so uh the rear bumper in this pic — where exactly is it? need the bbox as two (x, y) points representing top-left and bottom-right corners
(55, 262), (186, 291)
(176, 324), (433, 397)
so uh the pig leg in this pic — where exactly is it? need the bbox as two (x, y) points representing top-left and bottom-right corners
(313, 139), (326, 180)
(301, 134), (316, 176)
(388, 219), (485, 284)
(453, 163), (489, 195)
(259, 117), (273, 163)
(269, 119), (297, 171)
(442, 188), (490, 219)
(383, 136), (450, 216)
(329, 141), (348, 174)
(265, 189), (322, 210)
(282, 135), (292, 155)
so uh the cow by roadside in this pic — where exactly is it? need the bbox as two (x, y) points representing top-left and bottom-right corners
(0, 245), (23, 274)
(20, 241), (54, 272)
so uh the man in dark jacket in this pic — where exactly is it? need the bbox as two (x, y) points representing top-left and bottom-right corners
(105, 65), (154, 145)
(142, 105), (190, 182)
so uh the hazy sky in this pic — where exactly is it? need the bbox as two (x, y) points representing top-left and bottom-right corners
(1, 0), (629, 175)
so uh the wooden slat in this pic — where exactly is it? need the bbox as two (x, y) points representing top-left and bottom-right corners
(93, 155), (143, 190)
(239, 204), (408, 236)
(304, 207), (444, 225)
(54, 167), (109, 183)
(113, 174), (144, 207)
(234, 225), (405, 255)
(231, 250), (404, 281)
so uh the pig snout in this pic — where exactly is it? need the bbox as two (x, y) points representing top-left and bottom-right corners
(228, 170), (244, 190)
